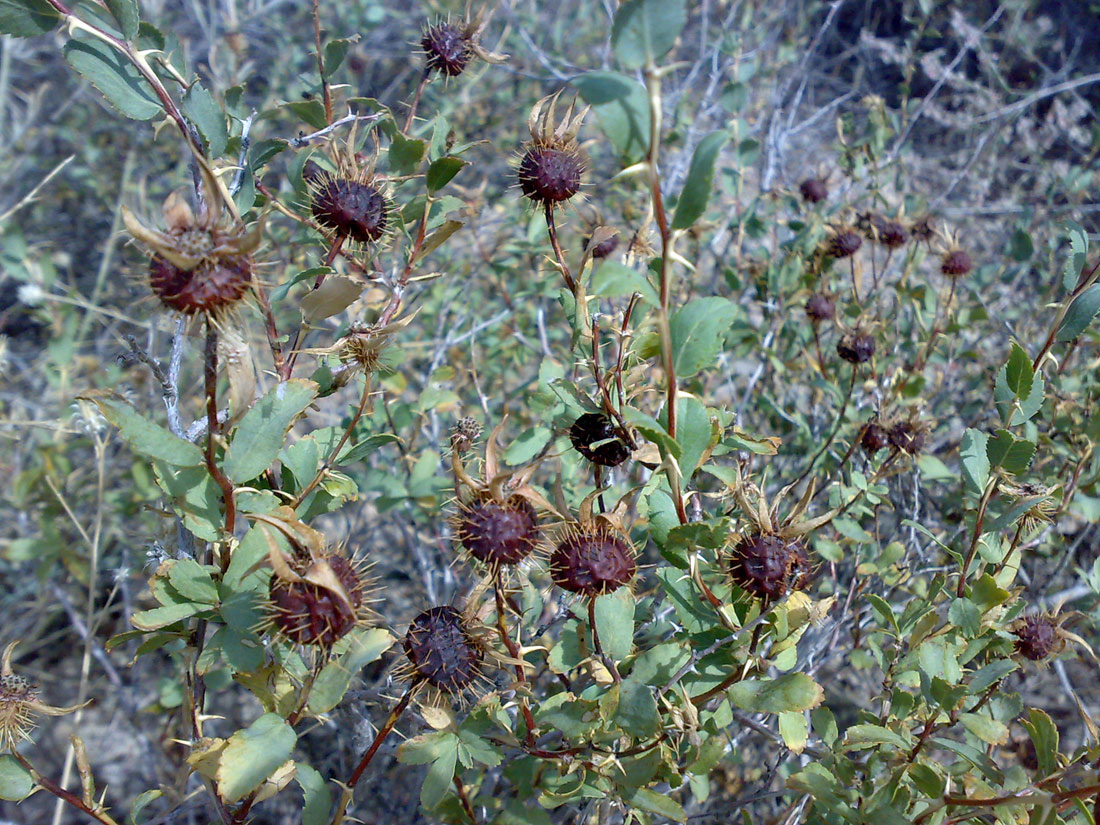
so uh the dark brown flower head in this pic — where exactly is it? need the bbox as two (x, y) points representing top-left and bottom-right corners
(805, 292), (836, 323)
(422, 22), (470, 76)
(309, 169), (391, 246)
(910, 215), (936, 243)
(829, 229), (863, 258)
(551, 521), (636, 597)
(727, 533), (810, 600)
(569, 412), (631, 467)
(799, 178), (828, 204)
(887, 419), (927, 456)
(941, 249), (973, 278)
(1013, 615), (1063, 662)
(861, 422), (890, 454)
(518, 92), (588, 210)
(403, 606), (486, 693)
(124, 180), (262, 317)
(454, 494), (541, 568)
(837, 332), (875, 364)
(450, 417), (483, 455)
(268, 554), (368, 647)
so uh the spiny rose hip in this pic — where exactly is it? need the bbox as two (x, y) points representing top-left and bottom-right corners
(584, 234), (619, 259)
(799, 178), (828, 203)
(829, 230), (863, 258)
(404, 606), (485, 692)
(268, 556), (365, 647)
(860, 422), (890, 454)
(941, 249), (973, 277)
(878, 220), (909, 249)
(727, 534), (809, 600)
(805, 293), (836, 323)
(149, 255), (251, 315)
(456, 495), (540, 567)
(422, 22), (470, 77)
(887, 420), (926, 456)
(1013, 615), (1060, 662)
(310, 174), (390, 245)
(837, 332), (875, 364)
(551, 523), (635, 596)
(518, 146), (583, 206)
(569, 412), (630, 467)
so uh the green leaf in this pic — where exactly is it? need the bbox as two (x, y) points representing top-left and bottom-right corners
(131, 601), (205, 630)
(615, 678), (659, 737)
(322, 37), (357, 79)
(670, 297), (738, 377)
(105, 0), (139, 40)
(778, 710), (809, 752)
(308, 628), (395, 714)
(63, 35), (161, 120)
(0, 754), (34, 801)
(844, 723), (910, 750)
(389, 133), (426, 176)
(1008, 228), (1033, 262)
(183, 83), (228, 157)
(1021, 708), (1059, 776)
(671, 130), (729, 229)
(571, 71), (651, 163)
(1010, 374), (1045, 427)
(426, 156), (466, 192)
(624, 787), (686, 822)
(130, 788), (163, 824)
(948, 598), (981, 637)
(167, 559), (219, 604)
(82, 392), (204, 466)
(224, 380), (318, 484)
(216, 714), (297, 803)
(726, 673), (824, 714)
(421, 746), (458, 810)
(594, 589), (634, 662)
(1062, 220), (1089, 291)
(986, 429), (1035, 476)
(667, 396), (712, 478)
(960, 429), (990, 496)
(1003, 341), (1033, 400)
(1055, 283), (1100, 343)
(0, 0), (58, 37)
(610, 0), (687, 70)
(622, 406), (681, 459)
(296, 763), (332, 825)
(588, 259), (659, 306)
(960, 713), (1009, 745)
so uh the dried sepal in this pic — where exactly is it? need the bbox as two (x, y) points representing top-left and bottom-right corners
(1, 642), (89, 751)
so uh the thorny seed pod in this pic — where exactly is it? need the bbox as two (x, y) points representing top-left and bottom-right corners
(799, 178), (828, 204)
(307, 162), (393, 247)
(877, 220), (909, 249)
(805, 292), (836, 323)
(403, 606), (486, 693)
(550, 521), (636, 597)
(123, 177), (263, 317)
(268, 554), (370, 647)
(860, 421), (890, 454)
(450, 417), (483, 455)
(910, 215), (936, 243)
(726, 533), (810, 601)
(1012, 615), (1063, 662)
(828, 229), (863, 258)
(419, 7), (506, 78)
(1, 643), (86, 751)
(421, 22), (471, 76)
(453, 494), (541, 568)
(999, 481), (1057, 534)
(837, 332), (875, 364)
(569, 412), (631, 467)
(887, 419), (927, 456)
(941, 249), (973, 278)
(584, 233), (620, 259)
(517, 92), (588, 209)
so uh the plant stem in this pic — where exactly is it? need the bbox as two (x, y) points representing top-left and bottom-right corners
(293, 374), (373, 506)
(543, 204), (576, 294)
(587, 597), (621, 684)
(493, 575), (539, 744)
(203, 319), (236, 541)
(282, 234), (347, 379)
(793, 366), (857, 489)
(957, 476), (998, 597)
(312, 0), (332, 125)
(12, 752), (120, 825)
(331, 686), (415, 825)
(454, 775), (477, 824)
(404, 71), (431, 134)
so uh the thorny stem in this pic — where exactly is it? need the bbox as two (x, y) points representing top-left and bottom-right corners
(1032, 256), (1100, 372)
(312, 0), (333, 124)
(404, 71), (431, 134)
(543, 204), (576, 294)
(252, 283), (286, 377)
(293, 374), (374, 506)
(379, 196), (433, 326)
(849, 256), (859, 304)
(587, 597), (622, 684)
(454, 775), (478, 824)
(11, 752), (120, 825)
(282, 234), (348, 379)
(203, 320), (237, 542)
(957, 476), (999, 597)
(643, 64), (688, 527)
(331, 686), (416, 825)
(493, 575), (539, 745)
